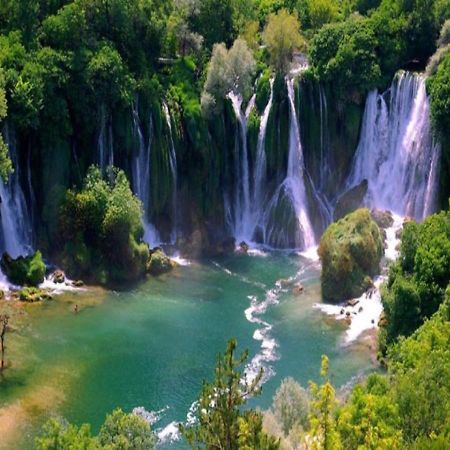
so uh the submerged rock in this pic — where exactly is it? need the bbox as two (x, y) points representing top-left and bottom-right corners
(292, 283), (304, 295)
(1, 251), (46, 287)
(72, 280), (85, 287)
(146, 248), (176, 276)
(319, 208), (384, 303)
(333, 179), (368, 221)
(238, 241), (249, 253)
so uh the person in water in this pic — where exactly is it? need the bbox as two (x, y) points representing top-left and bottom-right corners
(74, 304), (79, 314)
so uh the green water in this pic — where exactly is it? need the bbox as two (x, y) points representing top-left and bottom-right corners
(0, 252), (376, 448)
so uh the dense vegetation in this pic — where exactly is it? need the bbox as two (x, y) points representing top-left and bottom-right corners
(59, 166), (149, 285)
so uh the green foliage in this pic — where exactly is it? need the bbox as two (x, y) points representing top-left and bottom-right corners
(318, 208), (384, 302)
(180, 338), (280, 449)
(336, 374), (404, 449)
(0, 70), (12, 181)
(35, 409), (156, 450)
(201, 38), (256, 116)
(381, 210), (450, 347)
(309, 355), (342, 450)
(0, 251), (46, 287)
(272, 377), (310, 436)
(262, 9), (305, 74)
(309, 15), (381, 99)
(60, 166), (148, 285)
(428, 52), (450, 136)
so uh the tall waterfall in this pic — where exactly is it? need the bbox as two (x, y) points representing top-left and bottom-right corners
(253, 79), (274, 226)
(97, 106), (114, 172)
(261, 78), (315, 249)
(228, 92), (256, 242)
(347, 72), (441, 219)
(0, 124), (33, 258)
(131, 102), (160, 247)
(162, 102), (178, 243)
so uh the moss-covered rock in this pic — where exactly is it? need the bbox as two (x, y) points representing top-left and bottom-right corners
(1, 251), (46, 287)
(370, 209), (394, 229)
(318, 208), (384, 303)
(146, 248), (176, 276)
(16, 287), (52, 302)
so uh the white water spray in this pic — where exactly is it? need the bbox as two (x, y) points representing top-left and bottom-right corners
(347, 72), (440, 219)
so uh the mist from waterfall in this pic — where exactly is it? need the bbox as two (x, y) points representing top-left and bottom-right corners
(347, 71), (441, 219)
(162, 102), (178, 243)
(0, 124), (33, 258)
(131, 102), (160, 247)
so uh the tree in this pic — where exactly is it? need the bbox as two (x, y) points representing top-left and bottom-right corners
(35, 409), (156, 450)
(308, 356), (342, 450)
(263, 9), (305, 74)
(180, 338), (280, 449)
(308, 0), (340, 29)
(97, 408), (156, 449)
(201, 38), (256, 116)
(0, 71), (12, 181)
(272, 377), (310, 436)
(0, 314), (9, 371)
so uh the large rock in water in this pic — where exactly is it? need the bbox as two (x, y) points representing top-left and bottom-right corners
(333, 179), (368, 221)
(0, 251), (46, 286)
(318, 208), (384, 303)
(146, 248), (176, 276)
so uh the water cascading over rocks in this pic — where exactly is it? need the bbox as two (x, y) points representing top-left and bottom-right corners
(0, 124), (33, 258)
(346, 71), (441, 219)
(131, 101), (160, 247)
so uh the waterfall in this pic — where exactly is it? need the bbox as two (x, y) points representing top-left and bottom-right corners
(131, 102), (160, 247)
(252, 79), (274, 235)
(261, 78), (315, 249)
(97, 106), (114, 172)
(0, 124), (33, 258)
(227, 92), (256, 242)
(162, 102), (178, 243)
(347, 72), (441, 220)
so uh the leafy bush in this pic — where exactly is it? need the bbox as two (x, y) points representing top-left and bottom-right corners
(0, 251), (46, 287)
(380, 210), (450, 347)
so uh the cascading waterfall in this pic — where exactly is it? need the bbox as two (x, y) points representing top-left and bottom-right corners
(97, 106), (114, 172)
(227, 92), (256, 242)
(261, 78), (315, 249)
(162, 102), (178, 243)
(0, 124), (33, 258)
(347, 71), (441, 219)
(251, 79), (274, 240)
(131, 101), (160, 247)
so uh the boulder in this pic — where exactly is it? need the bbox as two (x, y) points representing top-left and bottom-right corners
(318, 208), (384, 303)
(1, 251), (46, 287)
(333, 180), (368, 221)
(72, 280), (85, 287)
(51, 270), (65, 284)
(292, 283), (304, 295)
(370, 209), (394, 229)
(146, 248), (176, 276)
(238, 241), (249, 253)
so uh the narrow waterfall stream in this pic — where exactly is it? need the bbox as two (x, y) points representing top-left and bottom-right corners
(346, 72), (441, 219)
(131, 102), (160, 247)
(261, 77), (315, 249)
(228, 92), (256, 242)
(97, 106), (114, 173)
(162, 102), (178, 243)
